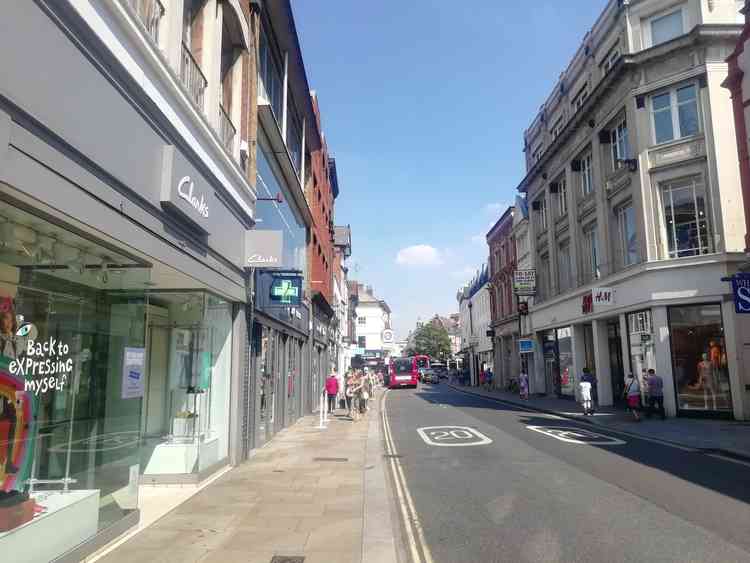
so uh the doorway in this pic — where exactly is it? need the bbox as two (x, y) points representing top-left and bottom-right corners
(607, 320), (625, 406)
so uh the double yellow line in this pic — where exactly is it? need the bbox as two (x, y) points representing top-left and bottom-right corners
(381, 391), (435, 563)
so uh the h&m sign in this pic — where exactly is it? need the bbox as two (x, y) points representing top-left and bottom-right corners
(582, 288), (615, 314)
(160, 146), (214, 234)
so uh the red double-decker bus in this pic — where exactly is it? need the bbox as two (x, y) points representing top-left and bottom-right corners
(388, 357), (419, 389)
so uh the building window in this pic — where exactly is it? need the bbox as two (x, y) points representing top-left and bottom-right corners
(539, 254), (551, 300)
(669, 304), (732, 413)
(258, 27), (284, 124)
(557, 177), (568, 216)
(610, 119), (630, 168)
(552, 116), (564, 140)
(616, 203), (638, 266)
(661, 176), (711, 258)
(358, 336), (366, 348)
(602, 45), (620, 73)
(580, 152), (593, 196)
(572, 83), (589, 111)
(651, 84), (699, 145)
(532, 144), (544, 163)
(557, 241), (572, 293)
(535, 197), (548, 232)
(583, 225), (600, 281)
(358, 316), (366, 326)
(650, 8), (683, 47)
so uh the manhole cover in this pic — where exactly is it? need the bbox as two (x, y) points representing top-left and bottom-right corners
(270, 557), (305, 563)
(313, 457), (348, 462)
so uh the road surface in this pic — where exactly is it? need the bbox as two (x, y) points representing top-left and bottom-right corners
(383, 382), (750, 563)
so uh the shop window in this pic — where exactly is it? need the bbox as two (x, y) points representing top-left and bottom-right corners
(627, 310), (655, 403)
(0, 202), (153, 559)
(556, 327), (574, 397)
(669, 304), (732, 413)
(660, 176), (711, 258)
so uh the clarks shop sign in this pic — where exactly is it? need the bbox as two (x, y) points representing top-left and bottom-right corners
(160, 145), (214, 234)
(244, 230), (283, 268)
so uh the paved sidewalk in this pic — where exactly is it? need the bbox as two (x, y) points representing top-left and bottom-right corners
(95, 391), (397, 563)
(448, 383), (750, 459)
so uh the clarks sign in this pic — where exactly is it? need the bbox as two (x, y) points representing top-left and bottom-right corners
(244, 230), (284, 268)
(177, 176), (209, 218)
(161, 145), (214, 234)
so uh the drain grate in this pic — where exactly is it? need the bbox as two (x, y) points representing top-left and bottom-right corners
(270, 557), (305, 563)
(313, 457), (348, 462)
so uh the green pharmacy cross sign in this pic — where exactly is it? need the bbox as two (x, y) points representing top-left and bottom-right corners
(270, 276), (301, 306)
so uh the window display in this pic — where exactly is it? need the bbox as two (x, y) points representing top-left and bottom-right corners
(139, 292), (233, 477)
(556, 327), (574, 397)
(0, 260), (146, 559)
(669, 304), (732, 413)
(628, 310), (655, 403)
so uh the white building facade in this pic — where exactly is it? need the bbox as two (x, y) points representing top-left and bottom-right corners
(354, 285), (392, 358)
(520, 0), (750, 420)
(457, 267), (493, 385)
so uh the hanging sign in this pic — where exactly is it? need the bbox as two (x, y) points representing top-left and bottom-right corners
(270, 275), (302, 306)
(518, 339), (534, 354)
(245, 230), (284, 268)
(513, 270), (537, 295)
(731, 273), (750, 313)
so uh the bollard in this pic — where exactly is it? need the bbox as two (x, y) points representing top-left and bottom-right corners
(318, 390), (327, 429)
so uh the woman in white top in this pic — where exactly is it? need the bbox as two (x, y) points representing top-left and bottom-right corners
(624, 373), (641, 421)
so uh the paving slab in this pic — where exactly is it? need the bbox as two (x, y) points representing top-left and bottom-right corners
(95, 389), (397, 563)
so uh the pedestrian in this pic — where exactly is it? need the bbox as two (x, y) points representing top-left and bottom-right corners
(646, 368), (665, 420)
(325, 372), (339, 414)
(581, 368), (597, 414)
(345, 371), (356, 419)
(485, 368), (494, 391)
(578, 377), (593, 416)
(624, 373), (641, 422)
(519, 369), (529, 400)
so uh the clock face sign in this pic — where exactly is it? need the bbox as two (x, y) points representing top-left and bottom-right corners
(382, 329), (394, 344)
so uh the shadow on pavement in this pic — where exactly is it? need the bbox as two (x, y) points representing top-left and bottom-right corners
(411, 384), (750, 506)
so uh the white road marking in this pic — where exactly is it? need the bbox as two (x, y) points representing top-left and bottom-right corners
(383, 391), (435, 563)
(527, 425), (626, 445)
(417, 426), (493, 447)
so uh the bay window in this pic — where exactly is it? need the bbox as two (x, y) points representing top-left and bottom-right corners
(651, 83), (699, 145)
(661, 176), (711, 258)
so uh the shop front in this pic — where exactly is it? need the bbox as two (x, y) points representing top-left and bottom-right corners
(0, 14), (252, 555)
(252, 271), (308, 448)
(530, 259), (749, 419)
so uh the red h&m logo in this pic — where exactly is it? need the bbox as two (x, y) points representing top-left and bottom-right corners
(582, 292), (593, 314)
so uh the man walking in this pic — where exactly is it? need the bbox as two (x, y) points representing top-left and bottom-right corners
(646, 368), (665, 419)
(325, 372), (339, 415)
(581, 368), (597, 414)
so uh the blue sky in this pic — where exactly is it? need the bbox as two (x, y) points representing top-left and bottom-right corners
(293, 0), (606, 338)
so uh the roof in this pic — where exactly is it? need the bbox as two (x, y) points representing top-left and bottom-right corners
(486, 206), (515, 241)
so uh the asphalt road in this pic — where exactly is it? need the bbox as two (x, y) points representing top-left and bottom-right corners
(384, 382), (750, 563)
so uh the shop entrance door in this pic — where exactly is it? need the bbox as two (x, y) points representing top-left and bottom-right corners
(608, 321), (626, 406)
(142, 322), (170, 439)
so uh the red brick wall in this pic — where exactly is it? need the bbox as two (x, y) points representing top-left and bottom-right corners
(306, 95), (335, 306)
(487, 215), (516, 325)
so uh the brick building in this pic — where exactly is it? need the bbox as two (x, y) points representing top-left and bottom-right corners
(487, 206), (517, 387)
